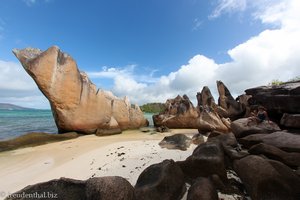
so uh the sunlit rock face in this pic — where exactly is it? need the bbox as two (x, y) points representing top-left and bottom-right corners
(13, 46), (148, 135)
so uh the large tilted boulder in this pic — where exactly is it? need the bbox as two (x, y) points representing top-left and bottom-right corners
(245, 81), (300, 120)
(13, 46), (148, 135)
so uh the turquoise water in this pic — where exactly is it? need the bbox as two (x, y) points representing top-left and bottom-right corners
(0, 110), (57, 140)
(0, 110), (154, 141)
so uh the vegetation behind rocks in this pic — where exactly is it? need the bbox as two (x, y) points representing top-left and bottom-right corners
(140, 103), (166, 113)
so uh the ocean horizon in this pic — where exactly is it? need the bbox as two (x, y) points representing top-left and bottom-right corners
(0, 109), (154, 141)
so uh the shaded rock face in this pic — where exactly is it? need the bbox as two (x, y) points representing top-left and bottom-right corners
(6, 176), (135, 200)
(135, 159), (186, 200)
(177, 141), (227, 183)
(187, 177), (218, 200)
(249, 143), (300, 168)
(280, 113), (300, 129)
(234, 155), (300, 200)
(245, 81), (300, 120)
(231, 118), (281, 138)
(159, 134), (192, 151)
(85, 176), (135, 200)
(13, 46), (147, 135)
(239, 131), (300, 152)
(216, 81), (246, 120)
(5, 178), (86, 200)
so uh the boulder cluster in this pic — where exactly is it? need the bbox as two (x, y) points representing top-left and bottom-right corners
(10, 45), (300, 199)
(7, 81), (300, 199)
(13, 46), (148, 135)
(153, 81), (247, 133)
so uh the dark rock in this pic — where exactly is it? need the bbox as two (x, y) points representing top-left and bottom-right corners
(234, 155), (299, 200)
(0, 132), (80, 152)
(280, 113), (300, 129)
(177, 141), (227, 183)
(85, 176), (135, 200)
(268, 160), (300, 198)
(216, 80), (245, 120)
(249, 143), (300, 168)
(187, 177), (218, 200)
(191, 133), (205, 145)
(207, 132), (238, 147)
(239, 131), (300, 152)
(245, 81), (300, 120)
(5, 178), (86, 200)
(231, 118), (280, 138)
(155, 125), (170, 133)
(135, 159), (186, 200)
(153, 94), (230, 133)
(159, 134), (192, 151)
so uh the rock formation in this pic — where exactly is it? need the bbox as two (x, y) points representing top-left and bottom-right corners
(245, 81), (300, 120)
(13, 46), (148, 135)
(159, 134), (192, 151)
(216, 81), (247, 119)
(153, 89), (231, 133)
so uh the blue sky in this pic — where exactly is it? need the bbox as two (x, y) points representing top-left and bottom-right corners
(0, 0), (299, 108)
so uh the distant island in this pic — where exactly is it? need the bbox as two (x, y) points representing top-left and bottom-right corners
(0, 103), (33, 110)
(140, 103), (166, 113)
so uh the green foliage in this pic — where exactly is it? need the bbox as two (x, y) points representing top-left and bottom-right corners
(268, 79), (284, 86)
(140, 103), (166, 114)
(268, 76), (300, 86)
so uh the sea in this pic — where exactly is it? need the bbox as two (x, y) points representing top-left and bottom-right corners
(0, 110), (154, 141)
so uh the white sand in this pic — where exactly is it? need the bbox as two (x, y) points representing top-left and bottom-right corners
(0, 129), (199, 199)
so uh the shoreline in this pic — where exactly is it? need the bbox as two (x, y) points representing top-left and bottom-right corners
(0, 129), (199, 199)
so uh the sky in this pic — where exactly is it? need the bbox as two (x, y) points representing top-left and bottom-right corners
(0, 0), (299, 109)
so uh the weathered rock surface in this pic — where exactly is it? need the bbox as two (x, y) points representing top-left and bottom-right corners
(216, 81), (246, 120)
(159, 134), (192, 151)
(191, 133), (205, 145)
(187, 177), (218, 200)
(135, 159), (186, 200)
(234, 155), (300, 200)
(239, 131), (300, 152)
(13, 46), (147, 135)
(86, 176), (135, 200)
(231, 118), (280, 138)
(245, 81), (300, 120)
(249, 143), (300, 168)
(177, 141), (227, 183)
(153, 93), (230, 133)
(280, 113), (300, 129)
(5, 178), (86, 200)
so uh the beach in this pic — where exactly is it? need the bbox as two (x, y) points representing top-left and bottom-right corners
(0, 129), (199, 199)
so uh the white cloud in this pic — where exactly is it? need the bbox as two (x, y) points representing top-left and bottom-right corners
(2, 0), (299, 108)
(94, 0), (300, 105)
(0, 60), (49, 108)
(193, 18), (203, 31)
(22, 0), (52, 6)
(209, 0), (247, 19)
